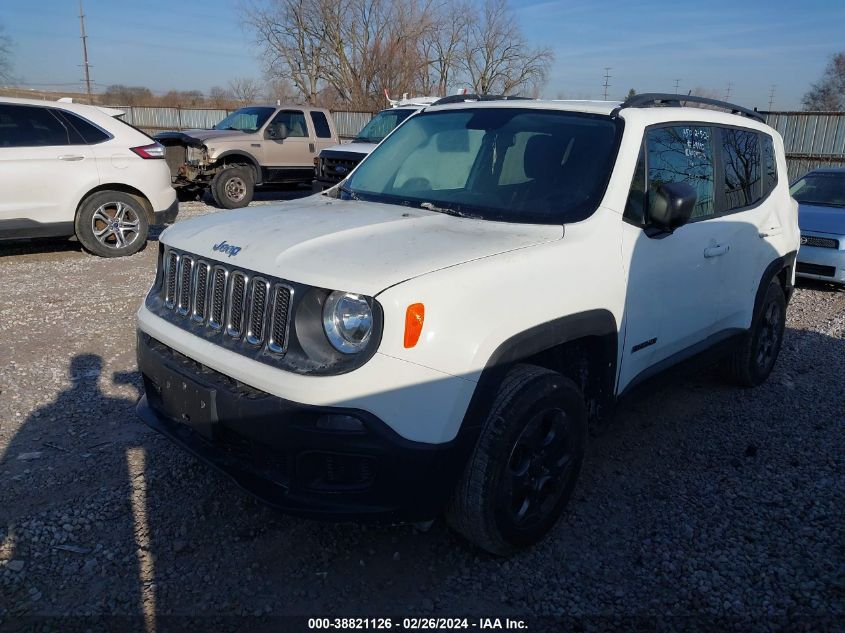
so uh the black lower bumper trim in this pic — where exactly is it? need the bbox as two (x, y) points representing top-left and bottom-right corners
(153, 199), (179, 225)
(136, 332), (475, 521)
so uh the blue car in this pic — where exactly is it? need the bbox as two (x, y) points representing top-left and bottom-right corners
(790, 168), (845, 285)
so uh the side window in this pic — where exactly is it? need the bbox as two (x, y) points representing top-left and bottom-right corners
(624, 144), (646, 225)
(59, 110), (111, 144)
(646, 125), (715, 220)
(0, 104), (72, 147)
(721, 127), (760, 210)
(309, 111), (332, 138)
(272, 110), (308, 137)
(762, 134), (777, 196)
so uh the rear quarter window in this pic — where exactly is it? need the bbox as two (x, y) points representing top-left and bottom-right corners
(58, 110), (111, 144)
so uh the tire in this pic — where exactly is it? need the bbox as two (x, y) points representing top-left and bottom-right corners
(74, 191), (149, 258)
(446, 364), (587, 556)
(725, 280), (786, 387)
(210, 166), (254, 209)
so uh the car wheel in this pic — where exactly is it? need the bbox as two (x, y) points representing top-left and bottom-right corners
(75, 191), (149, 258)
(211, 166), (254, 209)
(725, 280), (786, 387)
(446, 364), (587, 556)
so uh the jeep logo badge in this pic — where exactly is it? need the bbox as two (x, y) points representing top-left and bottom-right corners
(213, 240), (242, 257)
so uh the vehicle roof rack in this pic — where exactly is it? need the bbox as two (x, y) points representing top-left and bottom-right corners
(431, 94), (532, 106)
(618, 93), (765, 123)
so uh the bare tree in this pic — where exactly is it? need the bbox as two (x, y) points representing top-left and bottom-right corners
(264, 77), (299, 104)
(418, 1), (469, 95)
(802, 52), (845, 111)
(243, 0), (552, 108)
(459, 0), (553, 95)
(102, 85), (155, 106)
(228, 77), (263, 105)
(244, 0), (328, 105)
(0, 25), (14, 83)
(209, 86), (234, 109)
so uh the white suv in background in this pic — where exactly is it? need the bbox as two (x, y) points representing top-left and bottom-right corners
(312, 95), (440, 191)
(0, 97), (177, 257)
(136, 94), (798, 555)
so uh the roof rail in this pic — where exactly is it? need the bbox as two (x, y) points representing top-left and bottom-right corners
(430, 94), (532, 106)
(619, 93), (765, 123)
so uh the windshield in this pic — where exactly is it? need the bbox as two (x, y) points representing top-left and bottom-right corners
(343, 108), (622, 224)
(213, 107), (275, 132)
(790, 172), (845, 208)
(353, 108), (415, 143)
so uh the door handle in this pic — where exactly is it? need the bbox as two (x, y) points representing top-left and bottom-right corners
(704, 244), (730, 258)
(58, 154), (85, 161)
(759, 225), (782, 238)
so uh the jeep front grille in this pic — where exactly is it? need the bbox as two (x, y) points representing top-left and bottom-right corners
(801, 235), (839, 249)
(159, 247), (293, 353)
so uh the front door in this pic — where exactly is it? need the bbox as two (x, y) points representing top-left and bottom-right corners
(263, 109), (314, 182)
(618, 124), (727, 392)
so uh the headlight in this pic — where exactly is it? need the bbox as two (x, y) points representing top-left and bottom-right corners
(322, 291), (373, 353)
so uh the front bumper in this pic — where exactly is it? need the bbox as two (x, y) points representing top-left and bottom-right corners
(153, 198), (179, 225)
(136, 332), (477, 520)
(796, 235), (845, 284)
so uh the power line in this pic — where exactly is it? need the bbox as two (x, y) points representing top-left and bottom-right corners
(602, 67), (611, 100)
(78, 0), (93, 104)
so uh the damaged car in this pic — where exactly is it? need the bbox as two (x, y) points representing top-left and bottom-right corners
(156, 105), (338, 208)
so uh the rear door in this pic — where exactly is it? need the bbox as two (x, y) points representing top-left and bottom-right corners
(0, 103), (100, 230)
(309, 110), (337, 155)
(709, 128), (783, 330)
(263, 109), (314, 181)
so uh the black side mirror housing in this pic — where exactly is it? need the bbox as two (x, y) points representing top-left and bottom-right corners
(647, 182), (698, 232)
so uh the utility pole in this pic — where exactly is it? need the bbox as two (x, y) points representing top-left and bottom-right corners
(602, 67), (611, 100)
(768, 84), (776, 111)
(724, 82), (733, 101)
(673, 78), (681, 94)
(78, 0), (93, 104)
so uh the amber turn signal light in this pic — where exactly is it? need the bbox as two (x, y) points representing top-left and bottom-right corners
(404, 303), (425, 348)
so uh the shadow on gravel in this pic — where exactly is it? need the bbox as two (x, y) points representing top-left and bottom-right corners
(1, 324), (843, 628)
(795, 277), (844, 293)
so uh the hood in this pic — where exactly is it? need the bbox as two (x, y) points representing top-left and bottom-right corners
(161, 196), (563, 296)
(798, 203), (845, 235)
(155, 129), (249, 145)
(321, 142), (377, 158)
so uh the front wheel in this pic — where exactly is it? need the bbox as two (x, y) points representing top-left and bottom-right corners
(725, 280), (786, 387)
(446, 365), (587, 556)
(75, 191), (149, 258)
(210, 166), (254, 209)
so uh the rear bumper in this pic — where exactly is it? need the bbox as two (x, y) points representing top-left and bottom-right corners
(796, 241), (845, 284)
(153, 198), (179, 225)
(136, 332), (476, 520)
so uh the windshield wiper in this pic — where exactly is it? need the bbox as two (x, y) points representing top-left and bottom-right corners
(339, 183), (360, 200)
(419, 201), (476, 218)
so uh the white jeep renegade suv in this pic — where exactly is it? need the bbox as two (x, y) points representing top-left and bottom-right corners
(136, 94), (799, 555)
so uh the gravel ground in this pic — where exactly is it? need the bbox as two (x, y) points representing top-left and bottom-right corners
(0, 194), (843, 631)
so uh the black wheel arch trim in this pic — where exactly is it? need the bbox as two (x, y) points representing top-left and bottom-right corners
(460, 309), (619, 432)
(215, 150), (263, 184)
(755, 250), (797, 316)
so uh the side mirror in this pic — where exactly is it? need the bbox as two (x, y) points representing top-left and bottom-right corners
(647, 182), (697, 232)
